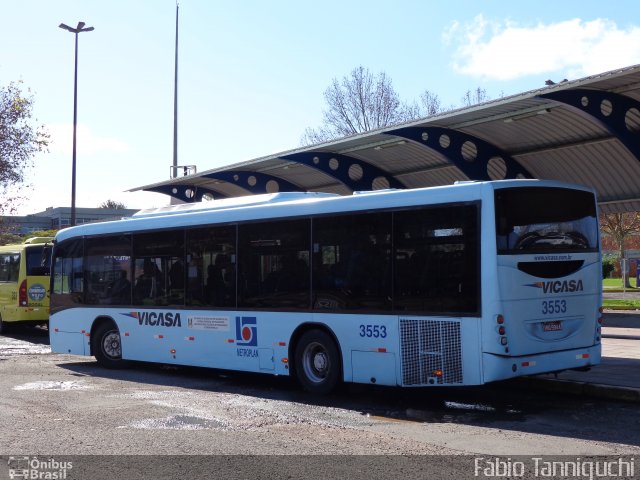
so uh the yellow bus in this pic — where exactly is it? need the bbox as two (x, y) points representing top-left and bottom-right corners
(0, 237), (53, 333)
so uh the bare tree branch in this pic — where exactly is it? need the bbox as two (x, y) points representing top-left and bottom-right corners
(301, 65), (487, 146)
(302, 66), (416, 145)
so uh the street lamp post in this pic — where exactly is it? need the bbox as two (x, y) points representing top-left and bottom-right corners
(59, 21), (94, 227)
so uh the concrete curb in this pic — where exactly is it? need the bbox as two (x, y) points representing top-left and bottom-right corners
(602, 334), (640, 340)
(509, 377), (640, 403)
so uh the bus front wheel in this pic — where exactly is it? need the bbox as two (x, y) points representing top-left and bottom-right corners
(92, 322), (125, 369)
(294, 330), (341, 395)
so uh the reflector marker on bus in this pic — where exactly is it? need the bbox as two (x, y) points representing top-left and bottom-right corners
(521, 361), (537, 367)
(577, 353), (590, 359)
(154, 334), (165, 339)
(276, 342), (286, 347)
(226, 339), (235, 343)
(185, 336), (195, 341)
(281, 358), (288, 364)
(54, 328), (59, 333)
(124, 332), (130, 336)
(377, 348), (387, 353)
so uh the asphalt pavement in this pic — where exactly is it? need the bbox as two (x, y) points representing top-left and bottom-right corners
(515, 293), (640, 402)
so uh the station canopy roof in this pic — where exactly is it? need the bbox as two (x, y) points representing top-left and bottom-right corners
(132, 64), (640, 214)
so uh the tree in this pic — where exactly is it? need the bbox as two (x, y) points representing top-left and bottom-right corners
(99, 199), (127, 210)
(0, 81), (49, 214)
(301, 66), (424, 145)
(402, 90), (445, 121)
(0, 232), (22, 246)
(600, 212), (640, 287)
(302, 66), (493, 145)
(23, 229), (57, 239)
(461, 87), (490, 107)
(418, 90), (444, 116)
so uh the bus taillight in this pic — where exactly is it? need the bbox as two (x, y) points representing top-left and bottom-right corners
(497, 315), (508, 347)
(19, 279), (28, 306)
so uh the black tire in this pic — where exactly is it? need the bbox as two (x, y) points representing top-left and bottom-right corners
(91, 321), (126, 369)
(294, 329), (341, 395)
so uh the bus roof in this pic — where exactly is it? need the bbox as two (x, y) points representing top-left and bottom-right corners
(23, 237), (54, 244)
(54, 179), (595, 243)
(131, 191), (339, 218)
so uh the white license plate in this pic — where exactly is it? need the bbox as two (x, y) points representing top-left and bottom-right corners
(543, 321), (562, 332)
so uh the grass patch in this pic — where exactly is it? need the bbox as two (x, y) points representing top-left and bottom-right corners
(603, 277), (638, 289)
(603, 298), (640, 310)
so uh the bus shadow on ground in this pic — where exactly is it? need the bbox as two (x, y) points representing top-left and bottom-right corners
(1, 324), (50, 346)
(57, 359), (640, 448)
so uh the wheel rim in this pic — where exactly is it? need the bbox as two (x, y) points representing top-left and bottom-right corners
(102, 330), (121, 359)
(302, 341), (330, 384)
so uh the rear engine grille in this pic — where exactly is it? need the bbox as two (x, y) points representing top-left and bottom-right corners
(400, 319), (463, 385)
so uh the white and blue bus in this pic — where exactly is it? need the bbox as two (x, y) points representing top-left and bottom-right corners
(49, 180), (602, 394)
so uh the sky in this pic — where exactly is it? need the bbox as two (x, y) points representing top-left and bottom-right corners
(2, 0), (640, 215)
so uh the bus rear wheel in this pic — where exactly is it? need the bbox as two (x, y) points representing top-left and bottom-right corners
(294, 330), (341, 395)
(92, 322), (125, 369)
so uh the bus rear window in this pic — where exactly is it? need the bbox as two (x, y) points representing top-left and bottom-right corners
(495, 187), (598, 254)
(26, 246), (51, 276)
(0, 253), (20, 282)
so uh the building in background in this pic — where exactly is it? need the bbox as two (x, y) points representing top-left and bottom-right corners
(0, 207), (139, 234)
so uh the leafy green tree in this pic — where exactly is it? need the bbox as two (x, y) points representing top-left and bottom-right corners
(0, 81), (49, 214)
(0, 232), (22, 246)
(23, 229), (57, 239)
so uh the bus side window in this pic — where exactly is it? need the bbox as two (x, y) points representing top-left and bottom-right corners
(394, 204), (479, 314)
(132, 230), (185, 307)
(186, 225), (237, 308)
(84, 235), (132, 306)
(312, 212), (392, 312)
(133, 258), (165, 305)
(52, 238), (84, 304)
(238, 219), (310, 310)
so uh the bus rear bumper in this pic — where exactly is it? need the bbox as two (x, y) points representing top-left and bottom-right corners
(1, 307), (49, 324)
(482, 344), (602, 383)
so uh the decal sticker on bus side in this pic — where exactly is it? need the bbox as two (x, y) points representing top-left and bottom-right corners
(121, 311), (182, 327)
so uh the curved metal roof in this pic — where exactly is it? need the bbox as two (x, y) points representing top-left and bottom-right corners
(132, 64), (640, 213)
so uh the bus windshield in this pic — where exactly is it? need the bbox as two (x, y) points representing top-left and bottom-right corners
(495, 187), (598, 254)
